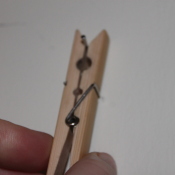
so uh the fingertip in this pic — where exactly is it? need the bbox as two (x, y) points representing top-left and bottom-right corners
(66, 152), (117, 175)
(0, 119), (53, 172)
(96, 152), (117, 172)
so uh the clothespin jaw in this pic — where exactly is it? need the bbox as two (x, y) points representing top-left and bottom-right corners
(46, 30), (109, 175)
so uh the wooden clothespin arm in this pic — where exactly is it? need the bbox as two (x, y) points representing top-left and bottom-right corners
(46, 30), (109, 175)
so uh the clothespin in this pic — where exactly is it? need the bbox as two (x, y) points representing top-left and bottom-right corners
(46, 30), (109, 175)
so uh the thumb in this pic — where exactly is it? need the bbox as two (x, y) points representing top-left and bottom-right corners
(65, 152), (117, 175)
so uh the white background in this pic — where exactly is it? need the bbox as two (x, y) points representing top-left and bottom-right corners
(1, 1), (175, 174)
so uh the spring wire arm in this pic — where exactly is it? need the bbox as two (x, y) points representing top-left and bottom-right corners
(65, 83), (100, 127)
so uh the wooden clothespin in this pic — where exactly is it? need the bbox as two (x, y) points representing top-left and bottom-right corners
(46, 30), (109, 175)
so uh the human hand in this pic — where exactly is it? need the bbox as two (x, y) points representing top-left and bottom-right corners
(0, 119), (116, 175)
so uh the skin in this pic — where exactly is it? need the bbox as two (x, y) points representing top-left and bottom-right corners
(0, 119), (117, 175)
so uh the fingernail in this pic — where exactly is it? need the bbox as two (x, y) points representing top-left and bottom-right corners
(97, 152), (116, 171)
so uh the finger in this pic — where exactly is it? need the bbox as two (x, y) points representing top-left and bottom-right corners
(65, 152), (117, 175)
(0, 119), (53, 173)
(0, 168), (43, 175)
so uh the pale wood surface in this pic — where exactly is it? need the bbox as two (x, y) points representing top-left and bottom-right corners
(46, 30), (83, 175)
(70, 30), (109, 165)
(46, 30), (109, 174)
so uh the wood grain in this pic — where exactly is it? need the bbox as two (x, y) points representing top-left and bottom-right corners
(46, 30), (109, 174)
(70, 30), (109, 165)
